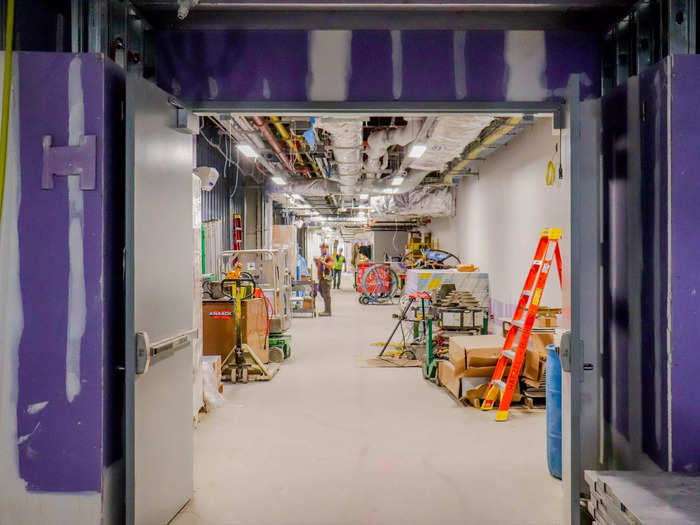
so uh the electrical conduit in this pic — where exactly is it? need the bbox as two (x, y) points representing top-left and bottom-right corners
(0, 0), (15, 228)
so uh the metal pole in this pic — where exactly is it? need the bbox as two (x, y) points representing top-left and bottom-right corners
(378, 297), (413, 357)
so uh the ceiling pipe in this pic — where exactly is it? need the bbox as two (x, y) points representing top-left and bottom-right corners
(364, 118), (423, 175)
(250, 116), (296, 174)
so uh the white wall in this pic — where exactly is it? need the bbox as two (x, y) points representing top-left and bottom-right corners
(373, 230), (408, 261)
(438, 116), (570, 325)
(428, 217), (458, 254)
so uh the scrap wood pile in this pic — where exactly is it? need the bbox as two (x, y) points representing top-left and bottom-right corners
(584, 470), (700, 525)
(435, 309), (559, 409)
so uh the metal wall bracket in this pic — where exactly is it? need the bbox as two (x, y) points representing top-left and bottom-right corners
(41, 134), (97, 190)
(560, 330), (572, 373)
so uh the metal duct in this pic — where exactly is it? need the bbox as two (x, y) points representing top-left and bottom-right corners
(364, 118), (422, 175)
(266, 178), (341, 196)
(314, 118), (364, 194)
(408, 116), (493, 173)
(444, 116), (533, 181)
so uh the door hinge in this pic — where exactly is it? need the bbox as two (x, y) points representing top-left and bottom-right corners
(41, 134), (97, 190)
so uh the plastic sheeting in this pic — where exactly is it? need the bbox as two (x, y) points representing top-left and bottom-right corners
(202, 219), (222, 278)
(370, 185), (455, 218)
(192, 175), (204, 422)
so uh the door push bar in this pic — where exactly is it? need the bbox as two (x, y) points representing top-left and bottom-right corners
(135, 328), (198, 375)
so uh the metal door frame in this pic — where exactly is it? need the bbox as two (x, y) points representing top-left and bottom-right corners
(122, 96), (600, 525)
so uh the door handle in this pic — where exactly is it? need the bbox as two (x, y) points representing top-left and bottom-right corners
(135, 328), (198, 375)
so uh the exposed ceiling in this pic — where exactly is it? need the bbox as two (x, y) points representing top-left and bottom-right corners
(210, 112), (535, 225)
(133, 0), (633, 30)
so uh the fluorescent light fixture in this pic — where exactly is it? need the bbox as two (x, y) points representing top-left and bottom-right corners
(391, 176), (404, 186)
(408, 143), (427, 158)
(383, 188), (398, 194)
(270, 176), (287, 185)
(359, 194), (369, 200)
(292, 194), (302, 200)
(236, 143), (258, 158)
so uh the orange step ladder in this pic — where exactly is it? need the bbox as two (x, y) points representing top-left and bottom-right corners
(481, 228), (563, 421)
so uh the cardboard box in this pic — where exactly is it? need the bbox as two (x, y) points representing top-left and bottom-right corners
(448, 334), (505, 375)
(463, 379), (522, 408)
(535, 314), (558, 328)
(302, 298), (313, 310)
(438, 360), (462, 399)
(202, 300), (237, 361)
(241, 298), (269, 363)
(522, 350), (546, 388)
(530, 333), (555, 354)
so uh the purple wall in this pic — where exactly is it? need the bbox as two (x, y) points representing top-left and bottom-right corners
(602, 55), (700, 472)
(638, 60), (670, 470)
(669, 54), (700, 472)
(601, 83), (631, 444)
(14, 52), (123, 493)
(156, 29), (599, 102)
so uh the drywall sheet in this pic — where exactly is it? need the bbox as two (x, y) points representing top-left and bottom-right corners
(1, 51), (123, 525)
(157, 30), (599, 103)
(669, 54), (700, 472)
(638, 60), (670, 470)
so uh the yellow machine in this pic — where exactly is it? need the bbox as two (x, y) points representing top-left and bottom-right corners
(403, 231), (437, 268)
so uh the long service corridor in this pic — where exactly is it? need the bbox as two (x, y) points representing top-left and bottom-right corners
(173, 283), (562, 525)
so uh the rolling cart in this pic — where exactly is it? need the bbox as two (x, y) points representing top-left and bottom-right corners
(292, 280), (316, 317)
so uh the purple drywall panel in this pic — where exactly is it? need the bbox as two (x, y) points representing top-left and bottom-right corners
(348, 31), (393, 100)
(544, 31), (600, 101)
(601, 83), (630, 441)
(401, 31), (455, 100)
(669, 54), (700, 472)
(157, 30), (309, 101)
(464, 31), (507, 101)
(16, 52), (104, 492)
(156, 30), (599, 102)
(638, 60), (669, 470)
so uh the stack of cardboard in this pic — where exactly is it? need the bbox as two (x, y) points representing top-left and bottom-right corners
(438, 335), (506, 400)
(272, 225), (297, 277)
(241, 298), (269, 363)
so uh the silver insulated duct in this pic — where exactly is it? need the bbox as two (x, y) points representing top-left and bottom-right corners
(314, 118), (363, 194)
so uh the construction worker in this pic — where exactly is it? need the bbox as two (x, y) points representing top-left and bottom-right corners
(332, 248), (346, 289)
(314, 243), (334, 316)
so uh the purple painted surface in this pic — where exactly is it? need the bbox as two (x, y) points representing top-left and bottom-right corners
(638, 59), (669, 470)
(157, 30), (309, 101)
(544, 31), (600, 101)
(669, 54), (700, 472)
(464, 31), (507, 101)
(601, 83), (630, 440)
(348, 31), (393, 100)
(401, 31), (455, 100)
(155, 30), (599, 102)
(17, 52), (103, 492)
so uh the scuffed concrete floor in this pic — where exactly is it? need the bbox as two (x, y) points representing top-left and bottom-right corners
(172, 278), (563, 525)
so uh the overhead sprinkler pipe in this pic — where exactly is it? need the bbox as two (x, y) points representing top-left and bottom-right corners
(251, 116), (296, 174)
(0, 0), (15, 229)
(269, 115), (322, 179)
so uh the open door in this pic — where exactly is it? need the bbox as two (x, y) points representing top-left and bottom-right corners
(125, 74), (196, 525)
(564, 75), (602, 525)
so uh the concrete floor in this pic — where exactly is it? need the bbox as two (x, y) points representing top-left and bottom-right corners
(173, 279), (563, 525)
